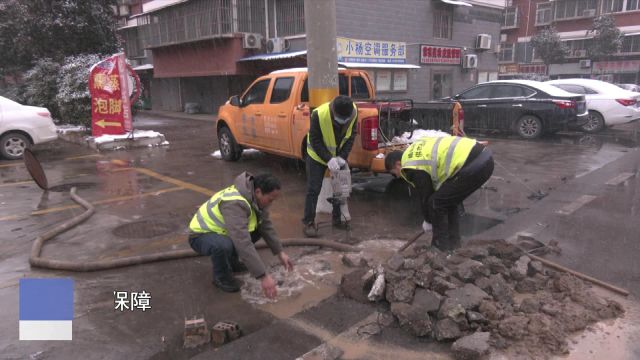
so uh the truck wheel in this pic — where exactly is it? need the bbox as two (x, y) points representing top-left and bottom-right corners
(515, 115), (543, 139)
(0, 132), (31, 160)
(581, 111), (605, 133)
(217, 127), (241, 161)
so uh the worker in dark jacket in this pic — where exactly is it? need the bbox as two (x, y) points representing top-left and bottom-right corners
(303, 95), (358, 237)
(385, 136), (494, 251)
(188, 172), (293, 298)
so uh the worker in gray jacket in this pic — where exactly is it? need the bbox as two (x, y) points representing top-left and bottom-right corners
(188, 172), (293, 298)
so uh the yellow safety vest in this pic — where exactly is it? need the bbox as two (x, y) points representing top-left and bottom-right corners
(189, 185), (258, 234)
(306, 102), (358, 165)
(400, 136), (476, 190)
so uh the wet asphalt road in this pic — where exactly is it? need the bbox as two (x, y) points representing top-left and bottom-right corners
(1, 113), (640, 359)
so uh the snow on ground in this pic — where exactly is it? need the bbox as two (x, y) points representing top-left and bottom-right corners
(211, 148), (261, 159)
(93, 130), (166, 144)
(56, 125), (87, 134)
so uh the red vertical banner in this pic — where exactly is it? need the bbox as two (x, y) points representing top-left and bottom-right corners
(90, 53), (135, 137)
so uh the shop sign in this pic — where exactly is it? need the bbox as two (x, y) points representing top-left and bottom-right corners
(337, 37), (406, 64)
(89, 53), (140, 137)
(499, 64), (518, 74)
(593, 60), (640, 74)
(420, 45), (462, 65)
(518, 64), (547, 74)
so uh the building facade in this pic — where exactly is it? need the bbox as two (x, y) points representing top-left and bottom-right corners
(118, 0), (504, 114)
(499, 0), (640, 83)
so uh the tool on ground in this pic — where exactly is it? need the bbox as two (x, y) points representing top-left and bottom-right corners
(397, 230), (425, 253)
(493, 158), (547, 200)
(327, 165), (352, 224)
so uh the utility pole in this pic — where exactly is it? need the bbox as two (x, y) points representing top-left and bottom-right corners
(304, 0), (339, 108)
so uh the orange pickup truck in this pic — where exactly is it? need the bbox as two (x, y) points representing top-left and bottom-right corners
(216, 68), (385, 171)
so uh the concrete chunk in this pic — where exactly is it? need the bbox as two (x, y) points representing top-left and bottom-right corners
(445, 284), (491, 310)
(452, 332), (491, 360)
(434, 318), (463, 341)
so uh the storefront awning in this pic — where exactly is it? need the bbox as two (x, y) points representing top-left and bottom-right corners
(132, 64), (154, 71)
(338, 62), (420, 69)
(441, 0), (473, 7)
(238, 50), (307, 62)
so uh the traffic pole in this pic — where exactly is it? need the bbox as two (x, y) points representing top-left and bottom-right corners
(304, 0), (339, 108)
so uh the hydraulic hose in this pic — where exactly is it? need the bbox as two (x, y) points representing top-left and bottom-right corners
(29, 188), (358, 272)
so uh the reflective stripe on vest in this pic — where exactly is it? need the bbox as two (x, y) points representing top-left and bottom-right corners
(400, 136), (476, 190)
(306, 102), (358, 165)
(189, 185), (258, 234)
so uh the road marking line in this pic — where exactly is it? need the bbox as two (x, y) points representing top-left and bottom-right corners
(133, 167), (215, 196)
(606, 172), (635, 186)
(64, 154), (104, 160)
(556, 195), (597, 215)
(0, 180), (33, 188)
(0, 163), (22, 168)
(0, 187), (185, 221)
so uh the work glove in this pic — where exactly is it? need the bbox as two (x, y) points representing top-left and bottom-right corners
(422, 221), (432, 233)
(327, 157), (341, 172)
(336, 156), (346, 168)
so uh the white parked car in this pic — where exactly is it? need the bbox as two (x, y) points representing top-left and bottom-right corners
(0, 96), (58, 159)
(546, 79), (640, 133)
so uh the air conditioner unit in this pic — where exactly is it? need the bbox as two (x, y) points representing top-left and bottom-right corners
(583, 9), (596, 17)
(476, 34), (492, 50)
(573, 49), (587, 58)
(579, 59), (592, 68)
(267, 37), (290, 53)
(463, 54), (478, 69)
(242, 33), (263, 49)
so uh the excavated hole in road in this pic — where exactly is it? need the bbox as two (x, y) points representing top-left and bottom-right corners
(112, 219), (179, 239)
(47, 182), (96, 192)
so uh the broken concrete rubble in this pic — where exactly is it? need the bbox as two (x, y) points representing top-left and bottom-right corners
(339, 239), (625, 359)
(452, 331), (490, 360)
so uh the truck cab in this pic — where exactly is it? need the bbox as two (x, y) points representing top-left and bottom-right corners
(216, 68), (382, 170)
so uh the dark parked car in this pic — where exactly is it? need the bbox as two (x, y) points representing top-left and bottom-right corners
(448, 80), (588, 139)
(616, 83), (640, 93)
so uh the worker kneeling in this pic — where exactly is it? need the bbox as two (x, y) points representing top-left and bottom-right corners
(385, 136), (494, 252)
(188, 172), (293, 299)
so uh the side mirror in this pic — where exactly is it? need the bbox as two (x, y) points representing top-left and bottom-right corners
(229, 95), (240, 107)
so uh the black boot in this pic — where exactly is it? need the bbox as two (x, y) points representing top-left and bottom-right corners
(213, 274), (240, 292)
(430, 209), (450, 252)
(448, 206), (462, 250)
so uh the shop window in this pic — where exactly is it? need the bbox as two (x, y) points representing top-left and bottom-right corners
(270, 77), (294, 104)
(376, 71), (391, 92)
(431, 71), (452, 100)
(433, 6), (453, 39)
(372, 70), (408, 92)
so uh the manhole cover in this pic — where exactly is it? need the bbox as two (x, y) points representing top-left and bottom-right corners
(48, 182), (96, 192)
(112, 220), (178, 239)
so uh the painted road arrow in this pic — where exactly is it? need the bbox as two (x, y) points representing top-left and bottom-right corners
(95, 120), (122, 128)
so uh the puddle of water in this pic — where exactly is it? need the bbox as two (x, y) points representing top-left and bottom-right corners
(563, 288), (640, 360)
(240, 251), (345, 319)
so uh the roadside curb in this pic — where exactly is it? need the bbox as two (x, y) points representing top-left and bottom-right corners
(138, 110), (217, 123)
